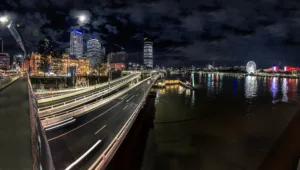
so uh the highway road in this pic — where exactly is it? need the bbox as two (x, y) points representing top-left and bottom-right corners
(38, 74), (139, 108)
(46, 79), (153, 169)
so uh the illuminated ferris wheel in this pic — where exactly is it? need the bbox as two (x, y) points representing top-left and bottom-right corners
(246, 61), (256, 74)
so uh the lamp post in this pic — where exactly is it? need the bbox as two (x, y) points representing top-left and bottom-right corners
(0, 16), (8, 53)
(0, 38), (3, 53)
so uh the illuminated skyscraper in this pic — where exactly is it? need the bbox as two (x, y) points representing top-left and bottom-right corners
(144, 38), (153, 68)
(87, 38), (101, 57)
(87, 37), (102, 67)
(70, 30), (83, 59)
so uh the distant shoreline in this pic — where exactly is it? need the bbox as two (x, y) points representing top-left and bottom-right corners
(177, 71), (300, 78)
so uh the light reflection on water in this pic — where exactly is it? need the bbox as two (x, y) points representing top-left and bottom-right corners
(197, 73), (299, 103)
(156, 74), (300, 106)
(245, 76), (257, 99)
(147, 74), (300, 170)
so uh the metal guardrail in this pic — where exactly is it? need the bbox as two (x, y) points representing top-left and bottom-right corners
(0, 76), (20, 91)
(37, 74), (135, 99)
(37, 73), (140, 103)
(89, 75), (159, 170)
(40, 76), (154, 127)
(38, 76), (139, 117)
(35, 87), (85, 95)
(27, 75), (55, 169)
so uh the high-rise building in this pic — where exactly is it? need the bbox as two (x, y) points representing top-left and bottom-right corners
(109, 51), (127, 63)
(108, 51), (127, 69)
(144, 38), (153, 68)
(87, 37), (102, 67)
(87, 38), (101, 56)
(38, 39), (52, 55)
(65, 47), (70, 55)
(0, 53), (10, 69)
(70, 30), (83, 59)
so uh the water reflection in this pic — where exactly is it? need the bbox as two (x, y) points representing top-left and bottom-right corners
(245, 76), (257, 99)
(191, 90), (195, 106)
(202, 73), (223, 97)
(282, 78), (288, 102)
(271, 77), (278, 103)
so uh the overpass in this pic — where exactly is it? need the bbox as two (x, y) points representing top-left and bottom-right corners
(0, 68), (159, 169)
(45, 75), (159, 169)
(0, 70), (159, 170)
(37, 73), (141, 107)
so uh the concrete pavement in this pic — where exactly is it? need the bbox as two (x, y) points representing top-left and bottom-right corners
(0, 77), (33, 169)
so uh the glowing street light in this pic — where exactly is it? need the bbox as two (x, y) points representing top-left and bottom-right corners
(0, 16), (8, 23)
(79, 15), (86, 22)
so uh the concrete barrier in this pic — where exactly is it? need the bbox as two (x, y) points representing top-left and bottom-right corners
(88, 75), (159, 170)
(38, 75), (140, 117)
(41, 76), (154, 127)
(0, 76), (20, 91)
(37, 73), (140, 103)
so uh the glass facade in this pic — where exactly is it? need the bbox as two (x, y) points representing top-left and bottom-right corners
(144, 40), (153, 68)
(70, 30), (83, 59)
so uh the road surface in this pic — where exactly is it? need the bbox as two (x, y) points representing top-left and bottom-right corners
(46, 79), (152, 169)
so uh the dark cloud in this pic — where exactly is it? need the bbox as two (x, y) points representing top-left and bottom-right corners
(3, 0), (300, 66)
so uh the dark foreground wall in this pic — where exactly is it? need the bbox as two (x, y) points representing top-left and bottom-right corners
(106, 95), (156, 170)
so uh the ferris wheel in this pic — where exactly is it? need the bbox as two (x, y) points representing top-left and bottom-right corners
(246, 61), (256, 74)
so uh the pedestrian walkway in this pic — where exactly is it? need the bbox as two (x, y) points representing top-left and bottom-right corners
(0, 77), (33, 169)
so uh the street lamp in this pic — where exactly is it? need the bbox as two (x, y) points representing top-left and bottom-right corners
(79, 15), (86, 22)
(0, 16), (8, 23)
(0, 38), (3, 53)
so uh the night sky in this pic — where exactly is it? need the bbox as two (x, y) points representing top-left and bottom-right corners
(1, 0), (300, 67)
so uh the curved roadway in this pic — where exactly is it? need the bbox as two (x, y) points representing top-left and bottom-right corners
(46, 79), (152, 169)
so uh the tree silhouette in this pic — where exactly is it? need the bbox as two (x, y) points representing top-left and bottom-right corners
(38, 52), (50, 79)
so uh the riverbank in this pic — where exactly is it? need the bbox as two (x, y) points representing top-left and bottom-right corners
(199, 71), (300, 78)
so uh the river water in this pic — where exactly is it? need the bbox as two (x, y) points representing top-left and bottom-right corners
(142, 73), (300, 170)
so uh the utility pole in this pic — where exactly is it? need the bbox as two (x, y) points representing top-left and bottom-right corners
(0, 38), (3, 53)
(107, 53), (111, 93)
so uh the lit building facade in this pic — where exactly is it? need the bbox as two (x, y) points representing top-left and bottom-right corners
(144, 38), (153, 68)
(87, 38), (102, 67)
(70, 30), (83, 59)
(29, 53), (89, 75)
(0, 53), (10, 69)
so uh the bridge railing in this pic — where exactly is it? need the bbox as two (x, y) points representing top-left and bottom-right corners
(40, 76), (153, 127)
(0, 76), (20, 90)
(38, 75), (139, 116)
(27, 75), (54, 169)
(89, 74), (160, 170)
(37, 73), (141, 103)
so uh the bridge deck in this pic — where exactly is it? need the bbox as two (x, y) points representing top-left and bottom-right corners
(0, 77), (33, 169)
(46, 79), (151, 169)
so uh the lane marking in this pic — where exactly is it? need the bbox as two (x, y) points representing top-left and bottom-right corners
(65, 140), (102, 170)
(123, 105), (128, 110)
(126, 96), (135, 102)
(44, 117), (73, 129)
(94, 125), (107, 135)
(45, 119), (76, 131)
(118, 94), (128, 100)
(48, 100), (124, 142)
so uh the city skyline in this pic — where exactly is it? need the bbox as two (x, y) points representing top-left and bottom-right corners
(3, 0), (300, 67)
